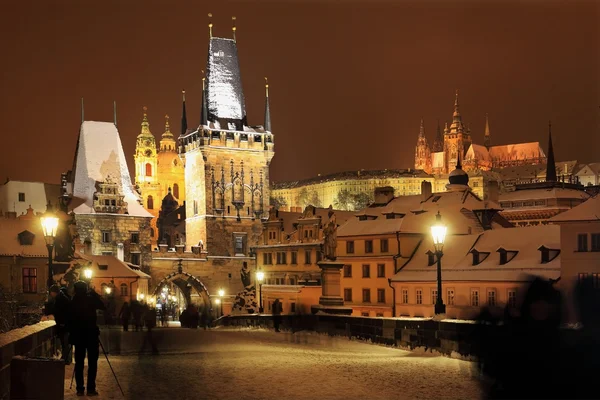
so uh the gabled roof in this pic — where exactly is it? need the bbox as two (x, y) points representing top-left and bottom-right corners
(74, 252), (150, 279)
(499, 187), (590, 202)
(465, 144), (491, 162)
(392, 225), (560, 283)
(70, 121), (152, 218)
(488, 142), (545, 161)
(0, 217), (47, 257)
(549, 195), (600, 222)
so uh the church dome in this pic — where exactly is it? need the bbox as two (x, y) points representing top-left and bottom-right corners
(160, 187), (179, 215)
(448, 165), (469, 186)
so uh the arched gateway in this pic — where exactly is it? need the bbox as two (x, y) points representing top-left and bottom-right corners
(152, 271), (211, 314)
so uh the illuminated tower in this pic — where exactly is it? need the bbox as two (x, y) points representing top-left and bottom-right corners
(444, 91), (472, 173)
(414, 118), (431, 173)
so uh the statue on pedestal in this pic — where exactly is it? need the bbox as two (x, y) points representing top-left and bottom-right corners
(322, 206), (337, 261)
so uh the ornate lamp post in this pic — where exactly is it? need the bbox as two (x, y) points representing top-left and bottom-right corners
(40, 210), (59, 290)
(431, 211), (447, 315)
(256, 271), (265, 313)
(218, 289), (224, 316)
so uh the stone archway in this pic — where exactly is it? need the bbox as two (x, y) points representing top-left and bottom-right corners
(152, 272), (211, 315)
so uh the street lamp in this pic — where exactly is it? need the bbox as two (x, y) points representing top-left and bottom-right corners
(83, 267), (93, 281)
(218, 289), (224, 315)
(40, 210), (59, 290)
(215, 298), (221, 318)
(431, 211), (447, 315)
(105, 287), (112, 295)
(256, 271), (265, 313)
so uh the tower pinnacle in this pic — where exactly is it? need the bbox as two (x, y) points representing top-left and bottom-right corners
(546, 120), (557, 182)
(138, 106), (153, 138)
(181, 91), (188, 136)
(484, 113), (491, 148)
(264, 77), (271, 132)
(418, 117), (425, 138)
(208, 13), (213, 38)
(433, 119), (443, 152)
(232, 16), (237, 42)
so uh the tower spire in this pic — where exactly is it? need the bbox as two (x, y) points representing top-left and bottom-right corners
(433, 119), (443, 152)
(138, 106), (153, 138)
(113, 100), (117, 126)
(418, 117), (425, 138)
(200, 71), (208, 126)
(484, 113), (491, 148)
(454, 89), (460, 115)
(232, 16), (237, 42)
(164, 114), (171, 134)
(181, 90), (188, 136)
(264, 77), (271, 132)
(208, 13), (213, 38)
(546, 120), (557, 182)
(81, 98), (84, 124)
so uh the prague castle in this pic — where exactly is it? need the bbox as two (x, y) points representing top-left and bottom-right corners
(415, 91), (546, 174)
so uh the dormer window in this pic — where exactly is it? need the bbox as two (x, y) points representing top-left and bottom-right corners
(538, 246), (560, 264)
(18, 230), (35, 246)
(471, 249), (490, 266)
(497, 247), (518, 265)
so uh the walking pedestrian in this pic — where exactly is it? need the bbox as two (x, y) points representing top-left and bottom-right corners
(119, 302), (130, 331)
(131, 300), (143, 331)
(272, 299), (282, 332)
(67, 280), (105, 397)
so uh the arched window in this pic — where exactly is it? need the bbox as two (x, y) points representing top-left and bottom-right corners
(147, 195), (154, 210)
(145, 163), (152, 177)
(173, 183), (179, 199)
(120, 283), (128, 296)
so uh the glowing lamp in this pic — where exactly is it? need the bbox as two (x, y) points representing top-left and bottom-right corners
(215, 298), (221, 305)
(105, 287), (112, 295)
(430, 211), (447, 253)
(256, 271), (265, 282)
(140, 293), (145, 300)
(40, 213), (59, 245)
(83, 268), (93, 280)
(218, 289), (225, 297)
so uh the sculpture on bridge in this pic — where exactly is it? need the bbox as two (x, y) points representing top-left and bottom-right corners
(322, 206), (337, 261)
(232, 262), (258, 314)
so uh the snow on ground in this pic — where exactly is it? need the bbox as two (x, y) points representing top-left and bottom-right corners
(63, 328), (483, 400)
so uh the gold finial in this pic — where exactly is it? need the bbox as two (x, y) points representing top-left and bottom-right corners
(165, 114), (171, 132)
(202, 70), (206, 90)
(264, 76), (269, 97)
(182, 90), (186, 101)
(232, 16), (237, 41)
(143, 106), (148, 116)
(208, 13), (213, 38)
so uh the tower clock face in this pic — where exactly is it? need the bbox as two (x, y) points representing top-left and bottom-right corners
(145, 140), (151, 146)
(145, 149), (152, 157)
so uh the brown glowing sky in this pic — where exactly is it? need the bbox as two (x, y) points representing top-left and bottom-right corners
(0, 0), (598, 184)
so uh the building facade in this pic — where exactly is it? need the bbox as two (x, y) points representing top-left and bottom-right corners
(0, 180), (61, 217)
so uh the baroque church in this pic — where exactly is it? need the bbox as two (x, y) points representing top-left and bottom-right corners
(415, 91), (546, 174)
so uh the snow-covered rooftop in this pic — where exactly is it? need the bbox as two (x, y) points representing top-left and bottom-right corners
(73, 252), (151, 279)
(465, 144), (491, 162)
(499, 187), (590, 202)
(488, 142), (545, 161)
(0, 216), (47, 257)
(70, 121), (152, 218)
(550, 195), (600, 222)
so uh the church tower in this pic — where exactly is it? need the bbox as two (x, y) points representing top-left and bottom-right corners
(414, 118), (431, 173)
(134, 107), (161, 243)
(443, 91), (472, 173)
(179, 24), (274, 257)
(157, 114), (185, 203)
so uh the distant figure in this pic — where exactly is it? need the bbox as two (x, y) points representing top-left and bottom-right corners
(47, 285), (72, 364)
(67, 280), (105, 397)
(272, 299), (282, 332)
(119, 302), (131, 331)
(144, 304), (156, 332)
(131, 300), (143, 331)
(160, 307), (168, 327)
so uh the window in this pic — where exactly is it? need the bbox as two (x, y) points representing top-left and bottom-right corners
(431, 289), (438, 305)
(416, 289), (423, 305)
(316, 251), (322, 263)
(304, 250), (311, 264)
(343, 264), (352, 278)
(291, 303), (296, 313)
(147, 195), (154, 210)
(130, 232), (140, 244)
(377, 264), (385, 278)
(145, 163), (152, 176)
(234, 234), (246, 255)
(362, 264), (370, 278)
(361, 312), (370, 317)
(276, 252), (287, 265)
(193, 200), (198, 215)
(380, 239), (389, 253)
(344, 288), (352, 302)
(18, 192), (25, 202)
(365, 240), (373, 253)
(362, 288), (371, 303)
(447, 288), (455, 306)
(291, 251), (298, 265)
(376, 313), (384, 317)
(578, 234), (588, 252)
(346, 241), (355, 254)
(131, 253), (140, 266)
(120, 284), (128, 296)
(22, 268), (37, 293)
(471, 289), (480, 306)
(377, 289), (386, 303)
(173, 183), (179, 199)
(487, 290), (496, 307)
(592, 234), (600, 252)
(508, 290), (517, 308)
(102, 231), (111, 243)
(402, 289), (408, 304)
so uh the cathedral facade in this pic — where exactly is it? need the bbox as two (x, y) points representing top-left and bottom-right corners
(415, 91), (546, 175)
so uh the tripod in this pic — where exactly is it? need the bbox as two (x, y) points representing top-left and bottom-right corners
(69, 339), (125, 397)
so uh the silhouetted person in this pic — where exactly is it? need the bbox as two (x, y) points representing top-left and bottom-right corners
(179, 307), (189, 328)
(131, 300), (143, 331)
(272, 299), (282, 332)
(68, 280), (105, 397)
(46, 285), (73, 364)
(119, 302), (131, 331)
(143, 304), (156, 332)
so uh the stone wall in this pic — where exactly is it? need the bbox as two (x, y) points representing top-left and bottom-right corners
(0, 321), (57, 399)
(218, 314), (482, 359)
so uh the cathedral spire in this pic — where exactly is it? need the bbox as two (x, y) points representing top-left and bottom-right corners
(484, 113), (491, 148)
(418, 117), (425, 138)
(138, 106), (153, 138)
(200, 76), (208, 127)
(181, 90), (188, 136)
(433, 119), (443, 152)
(546, 121), (557, 182)
(232, 16), (237, 42)
(163, 114), (173, 138)
(208, 13), (213, 38)
(453, 89), (460, 117)
(113, 101), (117, 126)
(264, 77), (271, 132)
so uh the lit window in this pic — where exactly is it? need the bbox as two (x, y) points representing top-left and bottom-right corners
(508, 290), (517, 308)
(22, 268), (37, 293)
(416, 289), (423, 305)
(471, 289), (479, 306)
(487, 290), (496, 306)
(447, 288), (455, 306)
(431, 289), (438, 305)
(120, 283), (128, 296)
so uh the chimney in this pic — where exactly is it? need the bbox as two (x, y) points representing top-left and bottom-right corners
(487, 181), (499, 205)
(421, 180), (432, 201)
(374, 186), (394, 205)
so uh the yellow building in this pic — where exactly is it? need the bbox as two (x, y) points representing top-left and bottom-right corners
(134, 110), (185, 246)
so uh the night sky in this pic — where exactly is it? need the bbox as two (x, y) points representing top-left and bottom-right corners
(1, 0), (598, 184)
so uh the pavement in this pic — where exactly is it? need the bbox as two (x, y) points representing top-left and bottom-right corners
(63, 327), (483, 400)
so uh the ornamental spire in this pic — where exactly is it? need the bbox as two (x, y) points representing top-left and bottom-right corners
(181, 91), (188, 136)
(484, 113), (491, 148)
(546, 120), (557, 182)
(264, 77), (271, 132)
(163, 115), (172, 136)
(138, 106), (153, 138)
(208, 13), (213, 38)
(433, 119), (443, 152)
(232, 16), (237, 42)
(418, 117), (425, 138)
(200, 72), (208, 126)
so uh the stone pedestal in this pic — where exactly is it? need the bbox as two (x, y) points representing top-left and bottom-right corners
(311, 261), (352, 315)
(175, 245), (185, 254)
(158, 244), (168, 253)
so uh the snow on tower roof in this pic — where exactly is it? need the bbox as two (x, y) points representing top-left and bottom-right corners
(392, 225), (560, 282)
(71, 121), (152, 218)
(488, 142), (545, 162)
(550, 195), (600, 222)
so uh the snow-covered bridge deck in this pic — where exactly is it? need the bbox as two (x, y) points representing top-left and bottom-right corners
(64, 328), (483, 399)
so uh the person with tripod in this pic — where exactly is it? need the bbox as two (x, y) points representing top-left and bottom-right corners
(68, 280), (105, 396)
